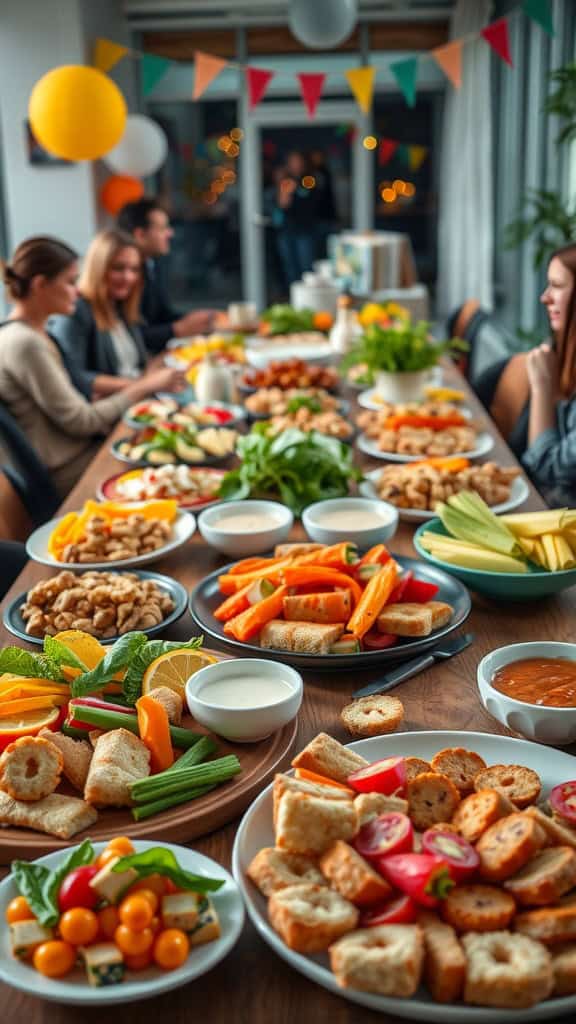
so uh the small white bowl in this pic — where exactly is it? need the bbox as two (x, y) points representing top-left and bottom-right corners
(477, 641), (576, 746)
(302, 496), (399, 549)
(197, 500), (293, 557)
(186, 658), (303, 742)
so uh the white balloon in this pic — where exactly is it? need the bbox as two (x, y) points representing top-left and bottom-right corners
(104, 114), (167, 177)
(289, 0), (357, 49)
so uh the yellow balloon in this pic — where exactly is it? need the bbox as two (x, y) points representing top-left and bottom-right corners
(29, 65), (127, 161)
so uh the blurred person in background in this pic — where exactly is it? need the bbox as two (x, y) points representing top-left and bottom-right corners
(274, 151), (318, 288)
(310, 149), (338, 260)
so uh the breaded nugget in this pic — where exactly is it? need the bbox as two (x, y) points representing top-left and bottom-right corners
(407, 772), (460, 830)
(430, 747), (486, 795)
(319, 841), (392, 906)
(476, 813), (546, 882)
(0, 736), (63, 801)
(442, 884), (515, 932)
(340, 695), (404, 738)
(418, 911), (466, 1003)
(504, 846), (576, 906)
(474, 765), (541, 808)
(38, 729), (92, 792)
(462, 931), (553, 1009)
(247, 848), (325, 897)
(147, 686), (183, 726)
(452, 788), (516, 843)
(0, 790), (97, 839)
(268, 883), (358, 952)
(329, 924), (424, 997)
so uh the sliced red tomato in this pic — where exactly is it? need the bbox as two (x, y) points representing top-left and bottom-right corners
(361, 631), (399, 651)
(421, 829), (479, 882)
(348, 756), (407, 796)
(58, 866), (99, 912)
(359, 894), (417, 928)
(353, 812), (413, 862)
(550, 781), (576, 825)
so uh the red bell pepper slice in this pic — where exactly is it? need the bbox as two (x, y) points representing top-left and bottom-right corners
(379, 852), (454, 908)
(361, 631), (399, 651)
(550, 781), (576, 825)
(388, 571), (414, 604)
(348, 756), (406, 796)
(402, 578), (440, 603)
(421, 829), (479, 882)
(359, 894), (417, 928)
(353, 812), (413, 863)
(66, 697), (136, 732)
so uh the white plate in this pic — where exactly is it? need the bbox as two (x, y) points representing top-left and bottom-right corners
(0, 839), (244, 1006)
(244, 338), (333, 369)
(356, 431), (495, 463)
(359, 470), (531, 522)
(357, 388), (471, 415)
(26, 506), (196, 570)
(233, 730), (576, 1023)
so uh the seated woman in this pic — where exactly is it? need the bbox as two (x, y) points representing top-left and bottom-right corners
(0, 236), (186, 497)
(50, 228), (156, 400)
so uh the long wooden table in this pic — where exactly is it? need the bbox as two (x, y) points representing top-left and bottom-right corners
(2, 371), (576, 1024)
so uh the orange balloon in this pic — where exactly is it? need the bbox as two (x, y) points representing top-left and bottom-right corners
(100, 175), (144, 215)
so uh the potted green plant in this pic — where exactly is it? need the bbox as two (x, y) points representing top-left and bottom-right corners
(341, 320), (464, 403)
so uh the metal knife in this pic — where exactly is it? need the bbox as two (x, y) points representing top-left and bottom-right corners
(352, 633), (475, 699)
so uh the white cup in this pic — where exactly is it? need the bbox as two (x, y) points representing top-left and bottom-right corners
(228, 301), (257, 329)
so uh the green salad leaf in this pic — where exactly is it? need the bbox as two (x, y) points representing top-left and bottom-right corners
(218, 423), (361, 516)
(71, 631), (148, 697)
(0, 647), (65, 682)
(286, 395), (322, 415)
(122, 636), (204, 705)
(341, 321), (467, 374)
(260, 304), (315, 335)
(112, 848), (224, 894)
(43, 636), (88, 674)
(12, 840), (94, 927)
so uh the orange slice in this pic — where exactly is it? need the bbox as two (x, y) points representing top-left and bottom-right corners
(142, 650), (218, 701)
(0, 706), (60, 750)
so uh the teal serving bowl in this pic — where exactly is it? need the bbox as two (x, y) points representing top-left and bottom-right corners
(413, 519), (576, 601)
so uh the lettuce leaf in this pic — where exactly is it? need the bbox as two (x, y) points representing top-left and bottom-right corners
(70, 631), (148, 697)
(0, 647), (65, 682)
(12, 839), (94, 926)
(112, 847), (223, 894)
(122, 637), (204, 705)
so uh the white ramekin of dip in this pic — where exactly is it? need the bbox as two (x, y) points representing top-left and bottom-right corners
(186, 658), (303, 742)
(198, 499), (293, 557)
(302, 496), (399, 548)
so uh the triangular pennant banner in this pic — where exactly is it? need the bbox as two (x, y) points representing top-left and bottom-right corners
(408, 145), (428, 171)
(379, 139), (398, 166)
(297, 72), (326, 118)
(142, 54), (171, 95)
(93, 38), (128, 73)
(246, 67), (274, 111)
(193, 51), (228, 100)
(522, 0), (554, 36)
(390, 58), (418, 108)
(481, 17), (513, 67)
(397, 144), (411, 167)
(344, 66), (375, 115)
(431, 40), (463, 89)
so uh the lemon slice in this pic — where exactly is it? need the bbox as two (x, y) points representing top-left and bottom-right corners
(52, 630), (107, 674)
(0, 706), (60, 743)
(142, 650), (218, 700)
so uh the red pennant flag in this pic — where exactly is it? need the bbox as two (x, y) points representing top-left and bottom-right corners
(481, 17), (513, 67)
(379, 139), (398, 166)
(246, 67), (274, 110)
(297, 72), (326, 119)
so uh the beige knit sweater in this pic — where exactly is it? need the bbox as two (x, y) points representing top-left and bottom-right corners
(0, 321), (131, 497)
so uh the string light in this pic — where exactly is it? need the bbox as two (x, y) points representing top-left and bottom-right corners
(404, 182), (416, 197)
(381, 187), (396, 203)
(301, 175), (316, 189)
(217, 136), (231, 152)
(362, 135), (377, 150)
(230, 127), (243, 141)
(227, 142), (240, 158)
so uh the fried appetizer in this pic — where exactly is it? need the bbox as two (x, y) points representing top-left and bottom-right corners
(376, 603), (433, 638)
(442, 885), (515, 932)
(84, 728), (150, 807)
(340, 695), (404, 738)
(260, 620), (345, 655)
(418, 911), (466, 1003)
(269, 883), (358, 953)
(247, 848), (325, 897)
(407, 772), (461, 830)
(473, 765), (541, 808)
(515, 893), (576, 945)
(275, 792), (357, 856)
(291, 732), (369, 784)
(504, 847), (576, 906)
(0, 736), (63, 801)
(451, 788), (516, 843)
(38, 729), (92, 792)
(476, 813), (546, 882)
(0, 790), (97, 839)
(462, 931), (553, 1009)
(319, 841), (392, 906)
(430, 747), (486, 795)
(147, 686), (183, 726)
(329, 924), (424, 998)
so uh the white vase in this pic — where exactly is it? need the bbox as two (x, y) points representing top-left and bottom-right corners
(375, 368), (433, 404)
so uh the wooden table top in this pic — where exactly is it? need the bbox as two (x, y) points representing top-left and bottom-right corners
(2, 368), (576, 1024)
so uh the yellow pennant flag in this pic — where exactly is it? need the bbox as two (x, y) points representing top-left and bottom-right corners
(344, 66), (375, 115)
(431, 40), (463, 89)
(93, 38), (129, 73)
(408, 145), (428, 171)
(193, 50), (228, 100)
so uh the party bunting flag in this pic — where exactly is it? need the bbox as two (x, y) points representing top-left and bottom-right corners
(193, 51), (228, 100)
(378, 139), (399, 166)
(246, 67), (274, 110)
(431, 40), (463, 89)
(93, 38), (128, 73)
(345, 66), (375, 115)
(397, 144), (410, 167)
(481, 17), (513, 67)
(142, 54), (171, 95)
(408, 145), (428, 171)
(390, 58), (418, 108)
(522, 0), (554, 36)
(297, 72), (326, 118)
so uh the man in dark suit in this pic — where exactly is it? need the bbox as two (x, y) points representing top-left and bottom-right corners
(117, 198), (216, 352)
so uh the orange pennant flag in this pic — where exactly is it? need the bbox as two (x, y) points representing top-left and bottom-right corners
(432, 40), (463, 89)
(344, 66), (375, 115)
(93, 38), (129, 73)
(408, 145), (428, 171)
(193, 50), (228, 100)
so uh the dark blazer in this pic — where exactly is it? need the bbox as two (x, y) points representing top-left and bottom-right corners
(140, 260), (181, 352)
(49, 295), (148, 400)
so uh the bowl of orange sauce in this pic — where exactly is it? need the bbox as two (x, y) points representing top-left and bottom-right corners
(477, 642), (576, 745)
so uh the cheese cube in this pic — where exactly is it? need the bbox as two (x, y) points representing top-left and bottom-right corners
(80, 943), (125, 987)
(89, 856), (137, 903)
(188, 896), (220, 947)
(161, 893), (199, 931)
(10, 919), (53, 960)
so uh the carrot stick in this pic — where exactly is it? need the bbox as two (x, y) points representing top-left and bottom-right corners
(291, 542), (359, 569)
(412, 456), (470, 472)
(358, 544), (390, 567)
(213, 581), (255, 622)
(294, 768), (355, 794)
(281, 566), (363, 605)
(346, 561), (398, 639)
(227, 556), (288, 576)
(218, 567), (286, 595)
(223, 585), (289, 642)
(384, 413), (466, 431)
(136, 695), (174, 774)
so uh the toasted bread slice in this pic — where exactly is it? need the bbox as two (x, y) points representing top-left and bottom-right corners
(319, 840), (392, 906)
(247, 847), (325, 897)
(340, 695), (404, 738)
(462, 931), (553, 1009)
(418, 911), (466, 1003)
(442, 884), (515, 932)
(84, 728), (150, 807)
(39, 729), (93, 793)
(275, 791), (357, 856)
(515, 894), (576, 945)
(427, 601), (453, 629)
(329, 924), (424, 998)
(354, 792), (409, 827)
(524, 806), (576, 850)
(269, 882), (358, 953)
(291, 732), (368, 784)
(551, 943), (576, 995)
(430, 747), (486, 795)
(260, 620), (344, 654)
(474, 765), (541, 808)
(273, 773), (352, 825)
(403, 757), (431, 782)
(0, 790), (97, 839)
(504, 846), (576, 906)
(376, 603), (433, 638)
(407, 772), (460, 830)
(451, 788), (516, 843)
(476, 813), (546, 882)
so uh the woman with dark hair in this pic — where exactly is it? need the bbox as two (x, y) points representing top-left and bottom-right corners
(0, 236), (185, 496)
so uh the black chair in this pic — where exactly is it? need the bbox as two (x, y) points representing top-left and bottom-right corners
(0, 540), (27, 599)
(0, 402), (60, 526)
(447, 301), (519, 391)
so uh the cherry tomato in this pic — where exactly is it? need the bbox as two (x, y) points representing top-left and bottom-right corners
(550, 781), (576, 825)
(130, 874), (167, 899)
(114, 924), (154, 956)
(421, 829), (479, 883)
(163, 878), (180, 895)
(132, 888), (159, 914)
(97, 906), (119, 940)
(354, 813), (414, 863)
(96, 848), (121, 871)
(5, 896), (34, 924)
(359, 894), (417, 928)
(59, 907), (99, 946)
(33, 940), (76, 978)
(362, 631), (400, 652)
(153, 929), (189, 970)
(348, 757), (407, 796)
(58, 866), (99, 912)
(124, 950), (153, 971)
(150, 915), (162, 935)
(105, 837), (135, 858)
(119, 896), (153, 932)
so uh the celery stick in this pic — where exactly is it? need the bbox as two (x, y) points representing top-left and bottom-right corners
(165, 735), (217, 773)
(71, 705), (202, 749)
(132, 783), (217, 821)
(131, 755), (241, 802)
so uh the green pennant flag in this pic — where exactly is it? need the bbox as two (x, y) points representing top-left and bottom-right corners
(522, 0), (554, 36)
(142, 54), (171, 95)
(390, 57), (418, 108)
(396, 144), (410, 167)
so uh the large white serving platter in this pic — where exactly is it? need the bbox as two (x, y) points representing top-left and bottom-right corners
(356, 431), (495, 463)
(359, 469), (530, 522)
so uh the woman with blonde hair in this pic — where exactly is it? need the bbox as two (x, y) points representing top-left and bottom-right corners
(0, 236), (186, 495)
(50, 228), (153, 399)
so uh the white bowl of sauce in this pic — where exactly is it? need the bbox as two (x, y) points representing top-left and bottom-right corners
(186, 658), (303, 742)
(198, 500), (293, 556)
(477, 641), (576, 745)
(302, 497), (399, 548)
